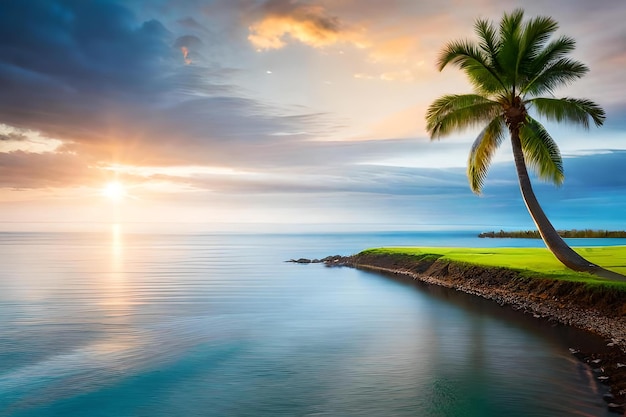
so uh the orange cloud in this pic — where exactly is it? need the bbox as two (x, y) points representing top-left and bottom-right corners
(174, 35), (202, 65)
(248, 1), (366, 50)
(181, 46), (192, 64)
(247, 1), (433, 82)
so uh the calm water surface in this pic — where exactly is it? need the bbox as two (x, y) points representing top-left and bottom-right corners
(0, 229), (621, 416)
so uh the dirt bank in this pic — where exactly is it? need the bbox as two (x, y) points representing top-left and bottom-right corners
(322, 253), (626, 414)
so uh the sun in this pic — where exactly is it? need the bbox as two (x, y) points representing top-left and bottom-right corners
(102, 181), (127, 202)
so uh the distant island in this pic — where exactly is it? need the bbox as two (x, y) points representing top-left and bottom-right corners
(479, 229), (626, 239)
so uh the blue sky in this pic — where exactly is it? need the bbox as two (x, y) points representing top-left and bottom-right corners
(0, 0), (625, 232)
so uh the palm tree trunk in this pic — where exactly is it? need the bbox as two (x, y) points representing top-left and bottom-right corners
(510, 130), (626, 280)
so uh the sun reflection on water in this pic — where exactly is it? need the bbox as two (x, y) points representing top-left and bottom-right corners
(111, 223), (123, 272)
(100, 223), (132, 312)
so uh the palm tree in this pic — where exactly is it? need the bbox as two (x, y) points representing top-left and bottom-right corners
(426, 9), (625, 280)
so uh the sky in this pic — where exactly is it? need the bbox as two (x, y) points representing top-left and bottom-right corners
(0, 0), (625, 232)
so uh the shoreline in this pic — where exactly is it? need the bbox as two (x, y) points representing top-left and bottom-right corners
(310, 253), (626, 414)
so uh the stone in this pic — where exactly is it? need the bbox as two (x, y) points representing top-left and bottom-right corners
(288, 258), (311, 263)
(603, 393), (615, 403)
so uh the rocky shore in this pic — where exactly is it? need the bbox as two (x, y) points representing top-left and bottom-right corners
(289, 253), (626, 414)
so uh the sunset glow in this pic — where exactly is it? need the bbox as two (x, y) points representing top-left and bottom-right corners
(0, 0), (624, 230)
(102, 182), (126, 202)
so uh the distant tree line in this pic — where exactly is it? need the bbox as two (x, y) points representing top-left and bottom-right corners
(478, 229), (626, 239)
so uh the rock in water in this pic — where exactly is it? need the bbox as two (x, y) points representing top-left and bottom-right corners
(286, 258), (312, 264)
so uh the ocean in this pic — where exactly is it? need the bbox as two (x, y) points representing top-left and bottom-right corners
(0, 228), (621, 416)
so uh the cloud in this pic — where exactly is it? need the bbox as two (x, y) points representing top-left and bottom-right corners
(0, 132), (28, 142)
(246, 0), (438, 83)
(177, 17), (207, 31)
(0, 0), (340, 189)
(0, 125), (63, 153)
(174, 35), (202, 64)
(0, 1), (173, 95)
(246, 0), (428, 64)
(98, 150), (626, 230)
(111, 137), (472, 195)
(0, 1), (177, 132)
(0, 151), (94, 189)
(247, 0), (365, 50)
(184, 164), (470, 196)
(1, 0), (624, 232)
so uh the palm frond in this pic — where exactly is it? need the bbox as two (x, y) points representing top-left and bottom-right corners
(519, 117), (564, 185)
(426, 94), (501, 139)
(497, 9), (525, 88)
(437, 40), (505, 93)
(528, 97), (605, 128)
(522, 35), (575, 82)
(467, 116), (506, 193)
(474, 18), (500, 69)
(522, 58), (588, 96)
(499, 9), (525, 43)
(516, 16), (559, 90)
(519, 15), (558, 63)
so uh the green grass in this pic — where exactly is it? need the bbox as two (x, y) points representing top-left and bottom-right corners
(361, 246), (626, 288)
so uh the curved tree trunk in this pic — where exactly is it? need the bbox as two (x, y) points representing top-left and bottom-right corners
(510, 130), (626, 281)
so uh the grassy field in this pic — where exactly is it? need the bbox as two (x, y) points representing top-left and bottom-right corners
(362, 246), (626, 287)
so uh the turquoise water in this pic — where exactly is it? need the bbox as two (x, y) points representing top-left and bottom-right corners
(0, 229), (620, 416)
